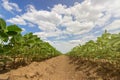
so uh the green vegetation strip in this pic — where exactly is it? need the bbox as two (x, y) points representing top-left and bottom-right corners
(0, 18), (61, 70)
(67, 30), (120, 68)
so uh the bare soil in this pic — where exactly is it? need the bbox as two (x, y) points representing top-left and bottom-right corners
(0, 55), (119, 80)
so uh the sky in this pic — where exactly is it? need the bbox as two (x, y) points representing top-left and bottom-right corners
(0, 0), (120, 53)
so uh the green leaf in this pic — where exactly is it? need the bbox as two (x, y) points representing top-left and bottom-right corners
(6, 25), (22, 36)
(0, 31), (8, 42)
(6, 31), (18, 36)
(14, 34), (24, 43)
(0, 18), (6, 30)
(7, 25), (22, 33)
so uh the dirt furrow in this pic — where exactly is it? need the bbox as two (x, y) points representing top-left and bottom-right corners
(0, 55), (119, 80)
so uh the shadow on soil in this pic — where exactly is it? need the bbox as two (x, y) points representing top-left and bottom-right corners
(0, 69), (10, 74)
(0, 57), (54, 74)
(69, 57), (120, 80)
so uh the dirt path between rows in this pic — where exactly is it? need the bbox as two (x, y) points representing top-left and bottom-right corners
(0, 55), (86, 80)
(0, 55), (119, 80)
(45, 55), (85, 80)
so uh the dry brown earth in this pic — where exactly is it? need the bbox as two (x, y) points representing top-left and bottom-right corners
(0, 55), (119, 80)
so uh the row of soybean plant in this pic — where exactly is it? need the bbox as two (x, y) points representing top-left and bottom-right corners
(67, 30), (120, 68)
(0, 18), (61, 70)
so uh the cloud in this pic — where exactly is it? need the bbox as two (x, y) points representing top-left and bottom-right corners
(7, 2), (104, 36)
(7, 15), (26, 25)
(7, 0), (119, 36)
(70, 34), (96, 44)
(22, 28), (26, 33)
(69, 40), (82, 44)
(104, 20), (120, 31)
(110, 29), (120, 34)
(7, 0), (120, 53)
(26, 4), (36, 12)
(18, 5), (62, 32)
(48, 41), (79, 53)
(45, 34), (96, 53)
(52, 4), (70, 15)
(91, 0), (120, 17)
(62, 21), (94, 34)
(1, 0), (22, 12)
(103, 20), (120, 34)
(34, 30), (62, 39)
(27, 22), (35, 27)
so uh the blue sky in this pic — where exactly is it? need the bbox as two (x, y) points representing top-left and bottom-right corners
(0, 0), (120, 53)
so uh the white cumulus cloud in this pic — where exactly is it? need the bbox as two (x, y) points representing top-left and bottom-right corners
(7, 15), (26, 25)
(6, 0), (120, 53)
(1, 0), (22, 12)
(104, 20), (120, 33)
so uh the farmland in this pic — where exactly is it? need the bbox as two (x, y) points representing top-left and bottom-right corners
(0, 18), (120, 80)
